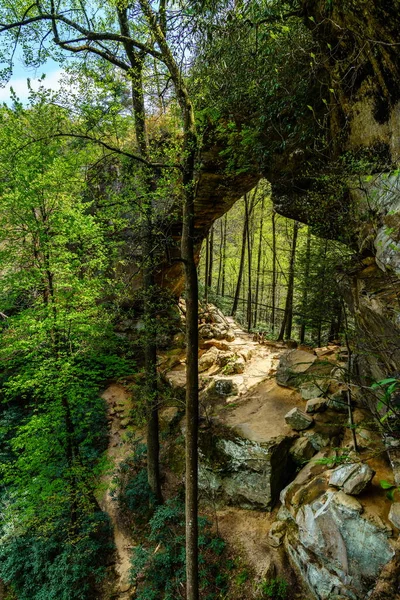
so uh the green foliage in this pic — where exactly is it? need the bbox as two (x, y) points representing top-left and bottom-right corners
(114, 441), (156, 523)
(130, 498), (229, 600)
(0, 512), (113, 600)
(259, 577), (288, 599)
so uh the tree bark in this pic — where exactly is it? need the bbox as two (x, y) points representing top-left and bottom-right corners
(253, 195), (264, 328)
(231, 197), (248, 316)
(207, 224), (214, 290)
(300, 226), (311, 344)
(204, 233), (209, 303)
(271, 210), (277, 335)
(221, 213), (227, 297)
(278, 221), (299, 341)
(245, 194), (253, 331)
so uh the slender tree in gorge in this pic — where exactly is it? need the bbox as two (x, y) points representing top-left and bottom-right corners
(300, 226), (311, 344)
(245, 193), (253, 331)
(278, 221), (299, 341)
(231, 196), (248, 316)
(207, 224), (214, 291)
(271, 209), (277, 334)
(216, 219), (224, 296)
(204, 232), (210, 303)
(221, 213), (227, 297)
(253, 195), (265, 328)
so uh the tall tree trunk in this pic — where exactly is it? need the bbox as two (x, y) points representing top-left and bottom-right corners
(216, 219), (223, 296)
(204, 233), (209, 304)
(117, 13), (163, 502)
(316, 240), (328, 346)
(300, 226), (311, 344)
(221, 214), (227, 297)
(278, 221), (299, 341)
(207, 224), (213, 290)
(271, 210), (277, 335)
(181, 140), (199, 600)
(253, 196), (265, 328)
(231, 197), (248, 316)
(245, 195), (252, 331)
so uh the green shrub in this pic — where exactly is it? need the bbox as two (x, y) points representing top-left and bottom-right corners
(260, 577), (288, 599)
(0, 513), (113, 600)
(130, 498), (228, 600)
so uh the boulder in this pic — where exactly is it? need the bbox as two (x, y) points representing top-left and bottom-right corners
(268, 520), (287, 547)
(200, 339), (231, 351)
(290, 437), (316, 465)
(276, 349), (317, 387)
(327, 390), (349, 412)
(198, 346), (220, 372)
(329, 462), (375, 495)
(300, 380), (329, 400)
(306, 398), (327, 413)
(388, 502), (400, 530)
(198, 429), (296, 510)
(221, 355), (246, 374)
(285, 407), (314, 431)
(283, 485), (395, 600)
(213, 378), (239, 397)
(225, 329), (235, 342)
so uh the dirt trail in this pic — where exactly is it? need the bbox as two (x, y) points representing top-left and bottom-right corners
(99, 383), (135, 599)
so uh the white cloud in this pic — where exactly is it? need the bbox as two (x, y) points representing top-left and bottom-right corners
(0, 69), (65, 103)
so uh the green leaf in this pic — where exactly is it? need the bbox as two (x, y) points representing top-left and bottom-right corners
(380, 479), (395, 490)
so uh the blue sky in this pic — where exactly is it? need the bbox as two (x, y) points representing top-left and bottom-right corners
(0, 55), (64, 103)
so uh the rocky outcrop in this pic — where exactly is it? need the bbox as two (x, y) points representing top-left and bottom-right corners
(276, 450), (396, 600)
(198, 426), (296, 510)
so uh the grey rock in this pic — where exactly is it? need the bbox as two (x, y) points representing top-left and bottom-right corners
(213, 379), (239, 396)
(285, 407), (314, 431)
(300, 380), (329, 400)
(198, 431), (295, 510)
(198, 346), (219, 372)
(268, 520), (287, 547)
(388, 502), (400, 530)
(327, 390), (349, 412)
(286, 490), (394, 600)
(290, 437), (316, 465)
(276, 349), (317, 387)
(305, 431), (332, 451)
(329, 462), (375, 495)
(306, 397), (327, 413)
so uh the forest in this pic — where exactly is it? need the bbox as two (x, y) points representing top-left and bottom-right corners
(0, 1), (400, 599)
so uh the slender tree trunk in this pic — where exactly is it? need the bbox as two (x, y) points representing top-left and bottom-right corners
(117, 15), (163, 501)
(253, 196), (264, 328)
(221, 213), (227, 297)
(271, 210), (277, 335)
(204, 233), (209, 304)
(231, 197), (247, 316)
(216, 219), (223, 296)
(245, 195), (252, 331)
(300, 226), (311, 344)
(207, 224), (213, 290)
(278, 221), (299, 341)
(181, 141), (199, 600)
(316, 239), (328, 346)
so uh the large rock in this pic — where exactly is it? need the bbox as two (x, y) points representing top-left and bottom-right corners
(306, 398), (327, 413)
(276, 350), (317, 388)
(283, 485), (395, 600)
(388, 503), (400, 530)
(198, 346), (220, 372)
(285, 407), (314, 431)
(198, 427), (296, 510)
(300, 380), (329, 400)
(329, 463), (375, 495)
(290, 437), (317, 465)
